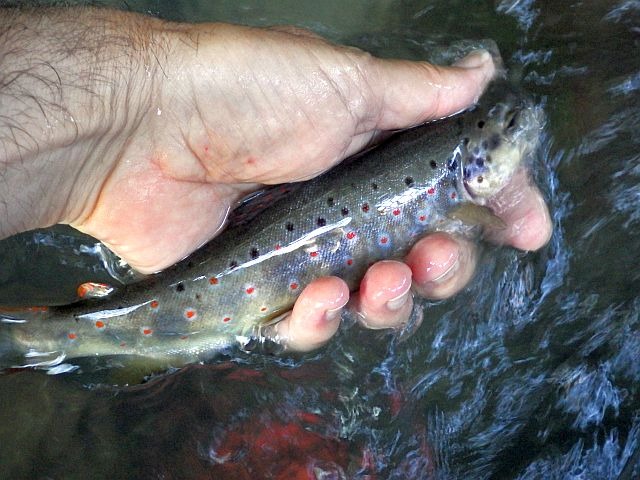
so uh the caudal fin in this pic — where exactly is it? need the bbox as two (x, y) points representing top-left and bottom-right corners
(0, 308), (76, 374)
(0, 317), (21, 370)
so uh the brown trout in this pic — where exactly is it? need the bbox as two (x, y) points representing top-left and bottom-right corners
(0, 87), (542, 372)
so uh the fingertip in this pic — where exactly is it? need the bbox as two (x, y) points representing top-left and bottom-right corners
(277, 276), (349, 352)
(504, 196), (552, 251)
(487, 169), (553, 251)
(406, 233), (477, 300)
(355, 260), (413, 329)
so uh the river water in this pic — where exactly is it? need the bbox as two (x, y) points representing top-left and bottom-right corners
(0, 1), (639, 478)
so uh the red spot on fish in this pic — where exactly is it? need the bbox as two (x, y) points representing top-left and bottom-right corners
(428, 187), (435, 195)
(275, 244), (281, 250)
(223, 317), (231, 323)
(310, 251), (318, 257)
(142, 328), (153, 335)
(95, 320), (105, 329)
(68, 333), (77, 340)
(346, 231), (356, 240)
(346, 259), (353, 266)
(451, 192), (457, 199)
(362, 203), (370, 213)
(393, 209), (401, 216)
(209, 277), (219, 285)
(246, 287), (255, 295)
(150, 300), (159, 308)
(180, 335), (188, 340)
(290, 282), (298, 290)
(77, 282), (112, 299)
(381, 237), (388, 244)
(245, 156), (256, 166)
(185, 309), (196, 319)
(260, 307), (267, 312)
(419, 215), (427, 221)
(120, 342), (126, 347)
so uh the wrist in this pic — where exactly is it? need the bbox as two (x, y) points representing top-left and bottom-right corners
(0, 7), (160, 237)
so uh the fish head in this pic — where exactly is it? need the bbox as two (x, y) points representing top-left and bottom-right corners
(460, 94), (543, 204)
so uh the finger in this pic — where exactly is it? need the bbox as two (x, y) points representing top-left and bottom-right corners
(486, 168), (552, 251)
(405, 233), (478, 300)
(266, 276), (349, 352)
(351, 260), (414, 329)
(370, 49), (496, 130)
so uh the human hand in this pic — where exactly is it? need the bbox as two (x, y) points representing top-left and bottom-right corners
(0, 11), (550, 351)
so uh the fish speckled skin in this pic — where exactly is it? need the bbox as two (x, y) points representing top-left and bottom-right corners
(0, 88), (542, 370)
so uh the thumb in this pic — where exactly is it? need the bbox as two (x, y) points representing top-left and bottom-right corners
(370, 49), (496, 130)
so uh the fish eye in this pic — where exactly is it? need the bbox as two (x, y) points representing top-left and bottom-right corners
(505, 110), (519, 131)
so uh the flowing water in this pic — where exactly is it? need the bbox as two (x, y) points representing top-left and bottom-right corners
(0, 1), (639, 478)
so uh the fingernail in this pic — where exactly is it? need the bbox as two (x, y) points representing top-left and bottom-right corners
(325, 306), (344, 323)
(453, 49), (491, 69)
(386, 290), (411, 311)
(428, 257), (460, 285)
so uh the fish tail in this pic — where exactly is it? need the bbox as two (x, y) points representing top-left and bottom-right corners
(0, 307), (50, 370)
(0, 324), (19, 370)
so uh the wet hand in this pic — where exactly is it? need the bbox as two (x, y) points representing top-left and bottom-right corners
(63, 21), (549, 351)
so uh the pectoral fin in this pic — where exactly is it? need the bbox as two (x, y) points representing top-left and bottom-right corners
(448, 204), (506, 229)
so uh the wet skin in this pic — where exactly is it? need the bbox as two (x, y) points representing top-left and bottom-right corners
(0, 11), (552, 351)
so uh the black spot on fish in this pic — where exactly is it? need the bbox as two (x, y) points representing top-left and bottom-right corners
(317, 218), (326, 227)
(486, 154), (492, 163)
(477, 120), (485, 129)
(341, 207), (349, 216)
(430, 160), (437, 169)
(477, 176), (484, 183)
(286, 222), (294, 231)
(250, 247), (259, 259)
(404, 176), (414, 186)
(176, 283), (185, 292)
(327, 197), (335, 207)
(187, 261), (194, 269)
(229, 260), (238, 269)
(371, 183), (378, 190)
(489, 134), (501, 149)
(476, 158), (484, 168)
(463, 137), (470, 146)
(195, 293), (202, 301)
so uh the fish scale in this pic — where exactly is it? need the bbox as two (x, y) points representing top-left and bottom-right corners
(0, 88), (542, 370)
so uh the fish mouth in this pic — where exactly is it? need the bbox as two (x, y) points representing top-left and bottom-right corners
(463, 179), (477, 200)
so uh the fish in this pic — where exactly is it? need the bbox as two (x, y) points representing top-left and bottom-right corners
(0, 84), (543, 371)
